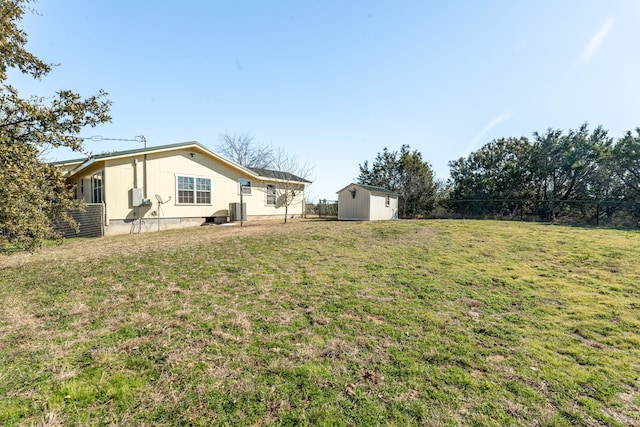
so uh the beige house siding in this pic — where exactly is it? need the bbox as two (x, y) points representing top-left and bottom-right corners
(56, 142), (309, 235)
(72, 163), (105, 205)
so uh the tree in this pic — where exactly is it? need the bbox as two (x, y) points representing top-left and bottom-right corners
(448, 137), (534, 216)
(216, 133), (313, 223)
(396, 146), (437, 217)
(0, 0), (111, 250)
(447, 124), (622, 223)
(531, 124), (612, 219)
(216, 132), (274, 168)
(612, 129), (640, 196)
(269, 147), (313, 223)
(358, 145), (437, 218)
(358, 147), (401, 191)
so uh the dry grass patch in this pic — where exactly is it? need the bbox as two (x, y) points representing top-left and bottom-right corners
(1, 219), (639, 425)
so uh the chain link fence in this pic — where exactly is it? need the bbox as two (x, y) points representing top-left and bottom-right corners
(432, 199), (640, 227)
(307, 199), (338, 218)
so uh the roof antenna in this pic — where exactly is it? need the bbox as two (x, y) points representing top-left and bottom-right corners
(86, 135), (147, 148)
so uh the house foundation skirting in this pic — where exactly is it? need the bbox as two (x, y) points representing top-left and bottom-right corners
(54, 204), (105, 238)
(105, 213), (304, 236)
(105, 217), (207, 236)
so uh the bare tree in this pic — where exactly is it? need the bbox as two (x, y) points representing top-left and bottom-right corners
(216, 132), (274, 168)
(270, 147), (314, 223)
(217, 133), (313, 223)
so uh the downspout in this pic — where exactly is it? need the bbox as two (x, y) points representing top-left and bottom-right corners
(140, 135), (148, 200)
(102, 169), (107, 232)
(133, 158), (138, 188)
(143, 154), (148, 199)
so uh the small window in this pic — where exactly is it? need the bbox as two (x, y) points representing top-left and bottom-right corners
(239, 179), (252, 195)
(266, 184), (276, 205)
(385, 194), (390, 207)
(91, 172), (103, 203)
(177, 175), (211, 204)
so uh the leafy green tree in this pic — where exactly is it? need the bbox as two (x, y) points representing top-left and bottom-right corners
(358, 147), (401, 191)
(358, 145), (437, 218)
(397, 146), (437, 217)
(448, 137), (534, 216)
(447, 124), (624, 223)
(531, 124), (612, 219)
(612, 129), (640, 196)
(0, 0), (111, 250)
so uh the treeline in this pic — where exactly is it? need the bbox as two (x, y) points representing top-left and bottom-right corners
(358, 124), (640, 226)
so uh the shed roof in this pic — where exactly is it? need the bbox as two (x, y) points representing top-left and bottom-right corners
(337, 183), (397, 196)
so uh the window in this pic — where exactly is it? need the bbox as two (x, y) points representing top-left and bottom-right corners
(196, 177), (211, 204)
(239, 179), (252, 195)
(266, 184), (276, 205)
(91, 172), (103, 203)
(385, 194), (390, 207)
(177, 175), (211, 204)
(177, 176), (194, 204)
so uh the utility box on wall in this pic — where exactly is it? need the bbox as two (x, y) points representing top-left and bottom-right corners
(130, 188), (151, 207)
(229, 202), (247, 222)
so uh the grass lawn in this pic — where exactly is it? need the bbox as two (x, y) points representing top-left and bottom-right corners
(0, 219), (639, 426)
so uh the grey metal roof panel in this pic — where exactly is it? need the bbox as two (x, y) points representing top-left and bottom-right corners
(337, 183), (397, 195)
(249, 167), (312, 184)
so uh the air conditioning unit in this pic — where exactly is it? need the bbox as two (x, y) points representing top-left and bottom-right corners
(229, 202), (247, 222)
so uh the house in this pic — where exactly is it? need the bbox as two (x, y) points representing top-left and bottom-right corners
(337, 183), (398, 221)
(53, 141), (311, 235)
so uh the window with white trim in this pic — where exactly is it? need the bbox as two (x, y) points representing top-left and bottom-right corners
(177, 175), (211, 204)
(266, 184), (276, 205)
(91, 172), (103, 203)
(386, 194), (390, 207)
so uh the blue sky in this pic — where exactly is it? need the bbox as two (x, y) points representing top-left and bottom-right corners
(11, 1), (640, 200)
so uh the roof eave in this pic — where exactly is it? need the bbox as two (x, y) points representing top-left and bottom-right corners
(260, 177), (311, 185)
(61, 141), (262, 180)
(67, 158), (96, 177)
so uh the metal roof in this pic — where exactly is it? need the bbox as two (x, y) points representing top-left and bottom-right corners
(337, 183), (397, 195)
(52, 141), (311, 184)
(249, 167), (312, 184)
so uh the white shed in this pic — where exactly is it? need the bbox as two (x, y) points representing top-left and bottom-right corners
(337, 183), (398, 221)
